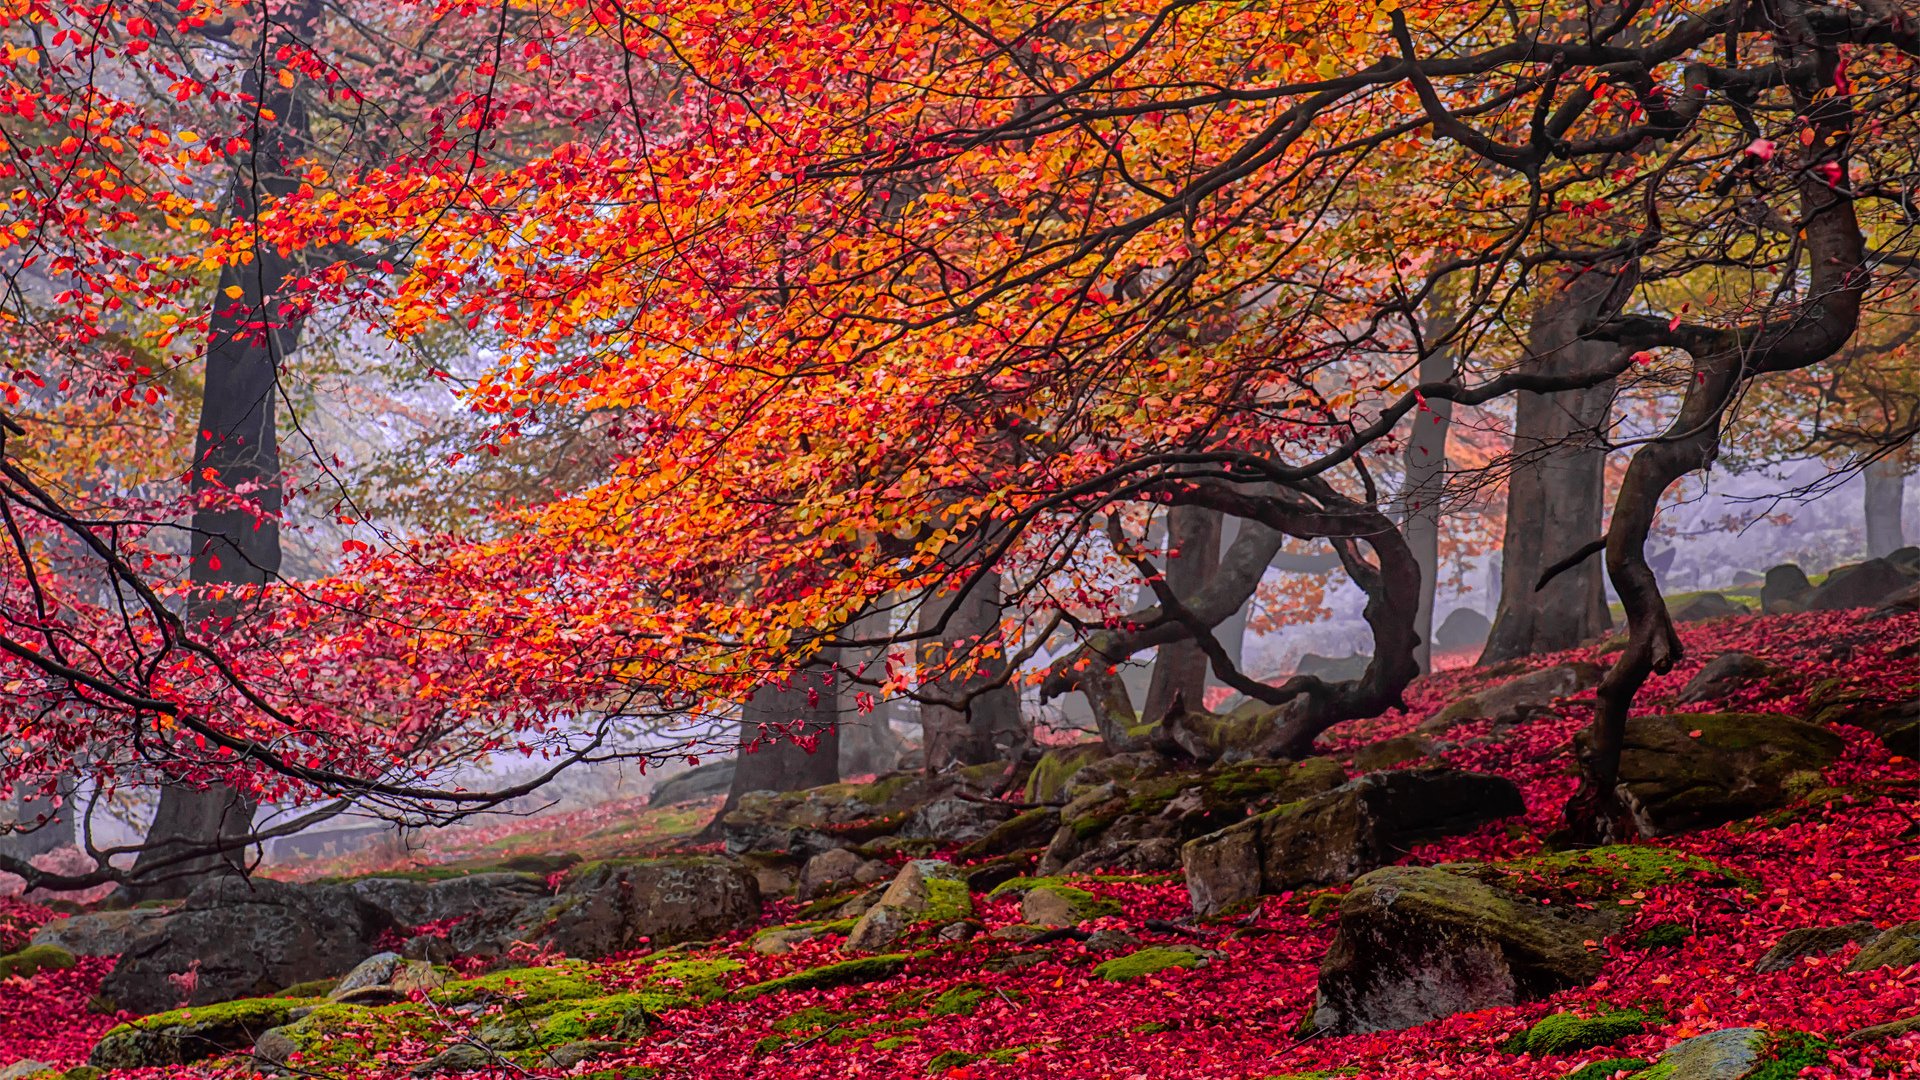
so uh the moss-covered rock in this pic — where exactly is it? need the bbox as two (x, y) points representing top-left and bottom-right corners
(1019, 883), (1121, 927)
(430, 961), (608, 1006)
(1562, 1059), (1651, 1080)
(90, 997), (318, 1069)
(1847, 920), (1920, 972)
(1507, 1009), (1653, 1055)
(954, 806), (1062, 861)
(1024, 744), (1110, 804)
(924, 1045), (1033, 1072)
(1630, 1028), (1828, 1080)
(731, 954), (910, 1001)
(1092, 946), (1210, 981)
(1579, 713), (1844, 836)
(0, 944), (75, 979)
(1754, 922), (1877, 973)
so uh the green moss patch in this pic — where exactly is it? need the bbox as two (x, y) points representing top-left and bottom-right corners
(432, 962), (607, 1006)
(0, 944), (75, 979)
(732, 954), (910, 1001)
(925, 1045), (1033, 1073)
(1561, 1059), (1650, 1080)
(1507, 1009), (1653, 1055)
(1092, 946), (1208, 981)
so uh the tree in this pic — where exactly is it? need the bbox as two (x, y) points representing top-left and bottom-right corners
(719, 657), (842, 815)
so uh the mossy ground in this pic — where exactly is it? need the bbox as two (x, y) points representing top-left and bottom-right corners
(1091, 946), (1207, 981)
(1506, 1009), (1652, 1055)
(730, 954), (910, 1001)
(0, 944), (75, 979)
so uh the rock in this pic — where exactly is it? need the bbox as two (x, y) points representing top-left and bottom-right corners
(91, 999), (311, 1069)
(1889, 545), (1920, 576)
(1419, 662), (1605, 733)
(1645, 1028), (1767, 1080)
(326, 952), (445, 1004)
(412, 1043), (492, 1076)
(0, 1062), (52, 1080)
(1083, 928), (1140, 952)
(30, 908), (171, 957)
(1023, 744), (1110, 804)
(648, 759), (736, 806)
(721, 769), (1000, 857)
(1351, 735), (1435, 773)
(1310, 865), (1609, 1034)
(329, 951), (404, 999)
(1804, 679), (1920, 756)
(1058, 752), (1183, 803)
(750, 927), (817, 955)
(1669, 591), (1749, 622)
(797, 848), (870, 901)
(842, 861), (971, 953)
(1295, 652), (1371, 682)
(536, 1041), (627, 1069)
(1675, 651), (1779, 704)
(1433, 608), (1492, 650)
(251, 1027), (299, 1066)
(1092, 945), (1212, 981)
(100, 877), (396, 1014)
(1504, 1009), (1650, 1055)
(1754, 921), (1878, 973)
(1058, 837), (1182, 875)
(1020, 885), (1117, 928)
(1581, 712), (1844, 836)
(1872, 579), (1920, 617)
(1805, 557), (1915, 610)
(1182, 769), (1526, 915)
(1844, 1014), (1920, 1043)
(1848, 920), (1920, 972)
(935, 921), (979, 942)
(1761, 564), (1813, 613)
(346, 871), (550, 930)
(954, 807), (1061, 861)
(0, 944), (74, 979)
(896, 796), (1018, 845)
(494, 857), (760, 960)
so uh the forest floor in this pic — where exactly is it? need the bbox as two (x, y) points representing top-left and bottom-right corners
(4, 607), (1919, 1080)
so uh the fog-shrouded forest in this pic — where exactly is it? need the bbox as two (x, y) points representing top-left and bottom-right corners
(1, 2), (1919, 1078)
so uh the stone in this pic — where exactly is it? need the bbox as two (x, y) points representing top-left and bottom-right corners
(1310, 866), (1610, 1034)
(0, 1062), (52, 1080)
(1083, 929), (1140, 952)
(1058, 837), (1182, 875)
(1581, 712), (1844, 836)
(1419, 662), (1605, 733)
(1890, 545), (1920, 576)
(329, 951), (404, 999)
(751, 927), (817, 955)
(1754, 921), (1878, 973)
(1873, 580), (1920, 617)
(1669, 592), (1749, 622)
(412, 1043), (492, 1076)
(1433, 608), (1492, 650)
(841, 861), (971, 953)
(1023, 743), (1110, 804)
(1844, 1014), (1920, 1043)
(1092, 945), (1212, 981)
(1021, 886), (1110, 927)
(91, 999), (311, 1069)
(1848, 920), (1920, 972)
(1646, 1028), (1768, 1080)
(346, 871), (549, 930)
(495, 857), (760, 960)
(30, 908), (171, 957)
(1805, 680), (1919, 756)
(1351, 735), (1435, 773)
(720, 770), (1000, 857)
(896, 796), (1019, 845)
(1675, 652), (1779, 704)
(1295, 652), (1371, 682)
(1761, 564), (1813, 613)
(648, 759), (736, 806)
(953, 807), (1061, 861)
(251, 1027), (299, 1066)
(1183, 768), (1526, 915)
(1804, 558), (1915, 611)
(797, 848), (869, 901)
(536, 1041), (627, 1069)
(100, 877), (396, 1014)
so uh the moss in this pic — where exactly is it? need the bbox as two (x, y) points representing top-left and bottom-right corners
(985, 874), (1156, 902)
(876, 1034), (919, 1050)
(531, 992), (667, 1042)
(1130, 1021), (1173, 1034)
(647, 956), (743, 1001)
(1508, 1010), (1652, 1056)
(926, 983), (1025, 1017)
(1633, 922), (1693, 949)
(1457, 844), (1753, 900)
(274, 977), (340, 998)
(1562, 1059), (1650, 1080)
(731, 954), (910, 1001)
(1092, 946), (1206, 981)
(773, 1006), (863, 1033)
(432, 962), (606, 1006)
(1024, 743), (1107, 803)
(1748, 1032), (1833, 1080)
(92, 997), (326, 1069)
(924, 1045), (1032, 1073)
(798, 887), (872, 920)
(0, 944), (75, 979)
(268, 1001), (446, 1071)
(1022, 883), (1120, 922)
(62, 1068), (102, 1080)
(922, 878), (975, 924)
(102, 996), (310, 1038)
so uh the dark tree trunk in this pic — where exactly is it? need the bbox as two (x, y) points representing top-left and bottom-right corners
(721, 654), (844, 815)
(839, 605), (904, 776)
(919, 569), (1025, 771)
(1403, 330), (1456, 673)
(1482, 272), (1624, 663)
(129, 45), (316, 899)
(1209, 517), (1251, 686)
(1142, 504), (1223, 722)
(1865, 456), (1908, 558)
(0, 787), (70, 862)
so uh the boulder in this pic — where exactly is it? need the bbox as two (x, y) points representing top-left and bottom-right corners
(91, 998), (311, 1069)
(327, 951), (445, 1004)
(1295, 652), (1371, 682)
(1889, 545), (1920, 576)
(1645, 1029), (1769, 1080)
(1183, 769), (1525, 915)
(1873, 579), (1920, 617)
(346, 871), (550, 930)
(797, 848), (872, 902)
(1023, 743), (1109, 803)
(895, 796), (1019, 845)
(1848, 920), (1920, 972)
(842, 860), (971, 953)
(31, 908), (171, 957)
(648, 759), (736, 806)
(100, 877), (395, 1014)
(1669, 591), (1749, 622)
(954, 807), (1061, 861)
(1418, 662), (1604, 733)
(1433, 608), (1492, 651)
(1805, 679), (1919, 756)
(1351, 735), (1435, 773)
(1675, 652), (1779, 704)
(720, 769), (1001, 857)
(1310, 865), (1609, 1034)
(1580, 713), (1844, 836)
(1804, 557), (1915, 611)
(1761, 564), (1813, 613)
(1754, 921), (1878, 973)
(491, 857), (761, 960)
(0, 1062), (51, 1080)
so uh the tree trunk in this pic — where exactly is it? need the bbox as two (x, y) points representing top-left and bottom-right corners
(1403, 332), (1456, 673)
(1865, 456), (1909, 558)
(1209, 516), (1250, 685)
(0, 787), (70, 862)
(128, 48), (315, 899)
(1141, 504), (1223, 722)
(918, 568), (1025, 771)
(839, 604), (904, 776)
(721, 654), (844, 815)
(1482, 273), (1623, 663)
